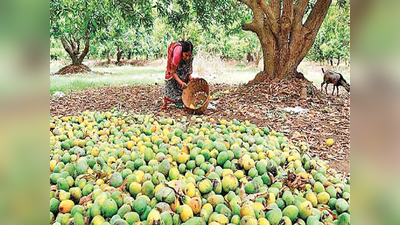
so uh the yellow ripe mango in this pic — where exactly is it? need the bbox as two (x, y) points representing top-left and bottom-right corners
(67, 129), (74, 139)
(147, 209), (161, 225)
(326, 138), (334, 146)
(184, 183), (196, 197)
(181, 146), (190, 155)
(134, 170), (145, 183)
(189, 197), (202, 214)
(171, 197), (180, 212)
(180, 205), (194, 222)
(139, 146), (146, 154)
(222, 169), (233, 177)
(59, 200), (74, 213)
(258, 218), (270, 225)
(126, 141), (134, 150)
(50, 160), (57, 172)
(251, 202), (265, 211)
(266, 192), (276, 206)
(240, 204), (255, 217)
(92, 215), (105, 225)
(91, 147), (99, 156)
(305, 191), (318, 207)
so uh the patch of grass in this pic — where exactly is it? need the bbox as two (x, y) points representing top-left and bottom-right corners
(50, 66), (165, 95)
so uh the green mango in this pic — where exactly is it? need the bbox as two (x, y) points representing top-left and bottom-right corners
(117, 204), (132, 218)
(337, 212), (350, 225)
(110, 172), (123, 188)
(161, 211), (173, 225)
(266, 208), (283, 225)
(73, 212), (85, 225)
(101, 198), (118, 218)
(182, 217), (206, 225)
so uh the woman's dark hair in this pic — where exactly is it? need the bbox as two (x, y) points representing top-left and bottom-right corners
(179, 41), (193, 53)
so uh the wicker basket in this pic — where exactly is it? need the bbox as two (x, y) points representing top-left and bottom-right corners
(182, 78), (210, 114)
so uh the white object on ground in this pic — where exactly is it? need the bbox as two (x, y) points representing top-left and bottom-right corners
(207, 100), (218, 110)
(53, 91), (66, 98)
(282, 106), (309, 114)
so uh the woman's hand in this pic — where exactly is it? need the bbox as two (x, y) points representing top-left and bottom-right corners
(181, 82), (188, 89)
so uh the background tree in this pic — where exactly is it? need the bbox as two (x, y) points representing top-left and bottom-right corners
(50, 0), (108, 68)
(307, 0), (350, 66)
(50, 0), (153, 72)
(96, 11), (126, 65)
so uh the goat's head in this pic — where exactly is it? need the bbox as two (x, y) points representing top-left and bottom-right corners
(341, 78), (350, 92)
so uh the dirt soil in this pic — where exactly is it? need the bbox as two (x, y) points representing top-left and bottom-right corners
(50, 78), (350, 174)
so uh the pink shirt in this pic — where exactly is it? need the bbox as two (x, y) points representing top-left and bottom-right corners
(172, 45), (182, 67)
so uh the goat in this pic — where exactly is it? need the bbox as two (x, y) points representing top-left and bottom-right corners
(321, 68), (350, 96)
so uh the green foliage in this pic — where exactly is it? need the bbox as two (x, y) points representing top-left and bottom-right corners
(50, 0), (109, 40)
(307, 0), (350, 65)
(50, 37), (68, 60)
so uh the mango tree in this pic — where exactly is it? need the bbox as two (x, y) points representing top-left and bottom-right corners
(96, 12), (127, 65)
(50, 0), (107, 73)
(50, 0), (153, 73)
(307, 0), (350, 66)
(159, 0), (336, 82)
(239, 0), (334, 80)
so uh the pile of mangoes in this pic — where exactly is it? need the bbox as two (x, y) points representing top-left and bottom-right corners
(50, 111), (350, 225)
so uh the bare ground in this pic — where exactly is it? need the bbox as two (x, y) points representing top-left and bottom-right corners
(50, 77), (350, 174)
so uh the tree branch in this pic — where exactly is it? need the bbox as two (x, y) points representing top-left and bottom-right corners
(78, 38), (90, 64)
(297, 0), (332, 66)
(77, 38), (81, 54)
(238, 0), (254, 9)
(67, 38), (74, 51)
(242, 21), (259, 33)
(256, 0), (280, 35)
(239, 0), (263, 35)
(281, 0), (294, 38)
(289, 0), (308, 51)
(61, 36), (74, 58)
(293, 0), (309, 26)
(270, 0), (281, 19)
(304, 0), (332, 32)
(78, 32), (90, 64)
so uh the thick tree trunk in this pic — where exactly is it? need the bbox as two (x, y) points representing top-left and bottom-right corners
(61, 36), (90, 66)
(337, 55), (340, 66)
(240, 0), (332, 82)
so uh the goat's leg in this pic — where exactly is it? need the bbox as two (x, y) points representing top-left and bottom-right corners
(325, 84), (328, 95)
(321, 82), (325, 93)
(337, 86), (340, 96)
(332, 85), (335, 96)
